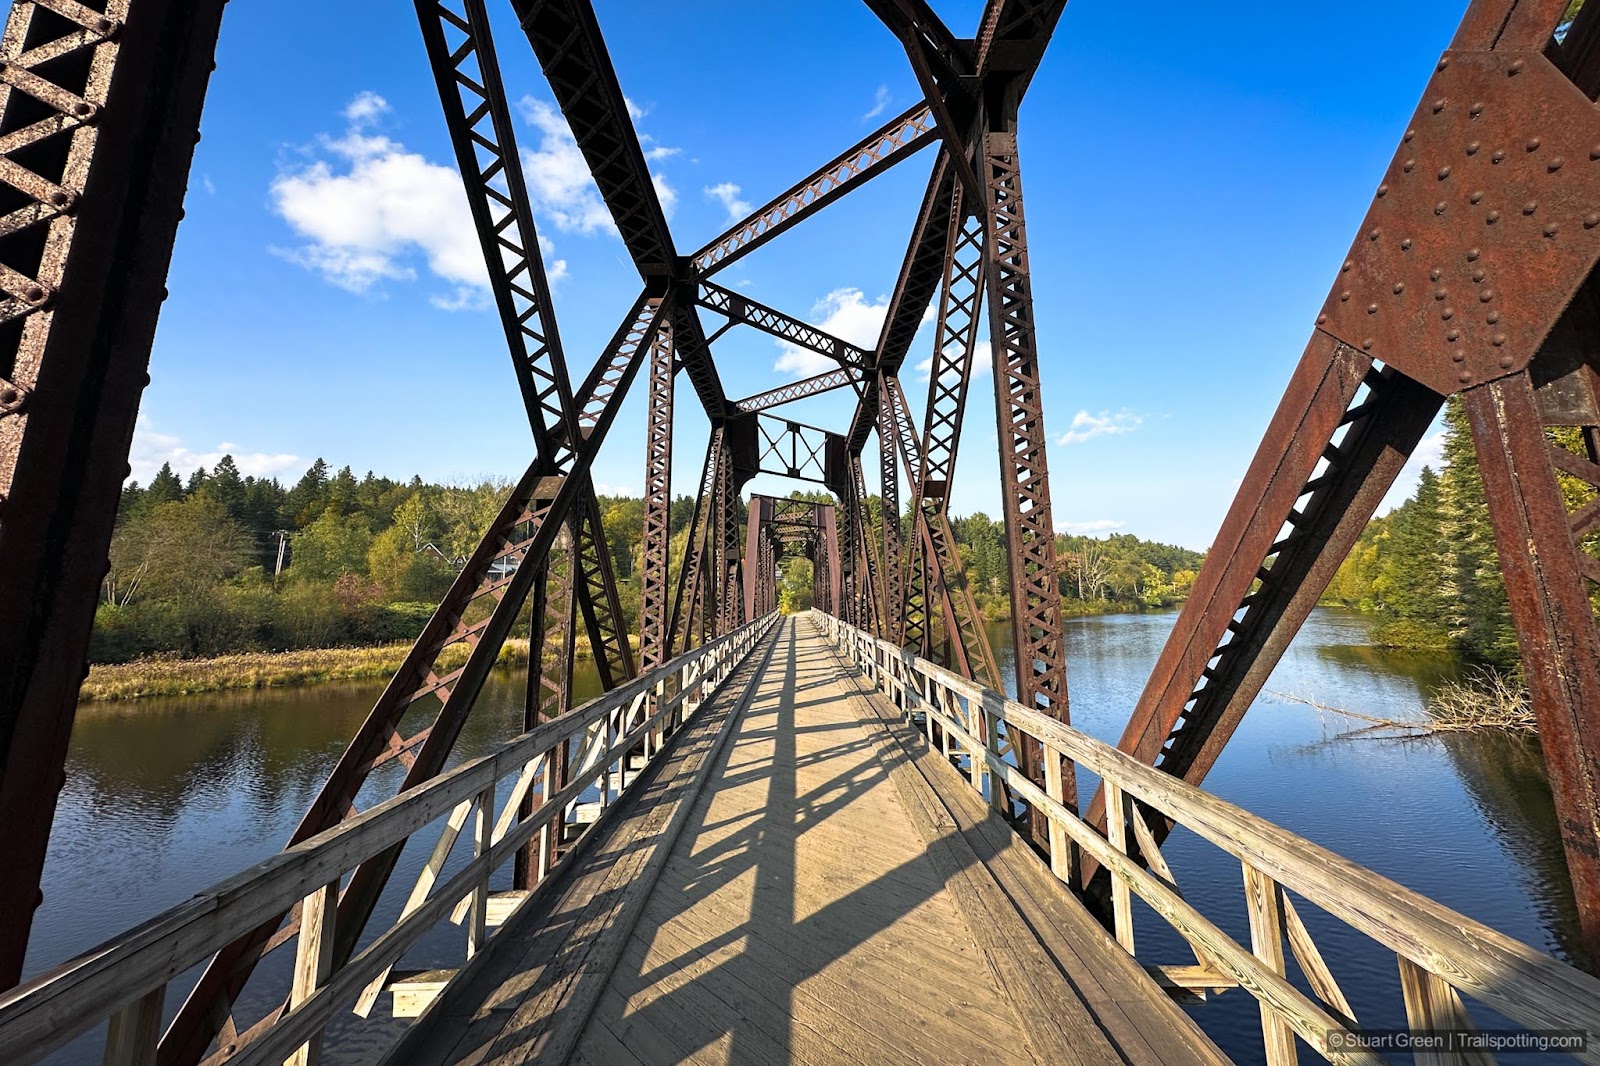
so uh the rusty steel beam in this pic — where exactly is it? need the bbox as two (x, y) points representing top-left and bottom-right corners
(162, 294), (665, 1063)
(669, 429), (720, 655)
(638, 319), (674, 672)
(846, 154), (956, 453)
(691, 104), (937, 277)
(743, 495), (769, 621)
(0, 0), (227, 988)
(513, 0), (726, 418)
(734, 368), (863, 414)
(1091, 0), (1600, 961)
(877, 375), (904, 644)
(515, 531), (577, 889)
(696, 280), (870, 369)
(754, 414), (843, 487)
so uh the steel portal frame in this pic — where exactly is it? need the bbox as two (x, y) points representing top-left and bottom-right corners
(0, 2), (1597, 1051)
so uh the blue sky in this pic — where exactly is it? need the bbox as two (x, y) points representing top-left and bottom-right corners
(139, 0), (1468, 550)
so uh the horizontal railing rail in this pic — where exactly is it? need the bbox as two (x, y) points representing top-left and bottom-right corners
(814, 610), (1600, 1066)
(0, 612), (779, 1066)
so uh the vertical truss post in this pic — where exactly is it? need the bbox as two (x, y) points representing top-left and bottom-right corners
(670, 429), (719, 653)
(1465, 371), (1600, 959)
(638, 320), (674, 671)
(515, 531), (577, 889)
(877, 373), (904, 643)
(849, 453), (885, 636)
(980, 91), (1075, 836)
(743, 496), (768, 622)
(822, 504), (843, 618)
(0, 0), (228, 987)
(714, 427), (741, 634)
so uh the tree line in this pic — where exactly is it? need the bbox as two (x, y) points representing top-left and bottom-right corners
(1324, 397), (1598, 667)
(97, 461), (1205, 664)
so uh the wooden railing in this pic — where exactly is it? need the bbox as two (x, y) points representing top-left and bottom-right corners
(815, 610), (1600, 1066)
(0, 612), (779, 1066)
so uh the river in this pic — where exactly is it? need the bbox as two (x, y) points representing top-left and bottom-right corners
(25, 608), (1583, 1064)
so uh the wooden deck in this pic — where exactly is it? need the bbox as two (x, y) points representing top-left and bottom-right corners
(385, 617), (1227, 1066)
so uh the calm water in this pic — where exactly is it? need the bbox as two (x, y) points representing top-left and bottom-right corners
(26, 608), (1584, 1064)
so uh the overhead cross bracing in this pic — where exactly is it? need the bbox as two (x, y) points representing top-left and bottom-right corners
(0, 1), (1597, 1064)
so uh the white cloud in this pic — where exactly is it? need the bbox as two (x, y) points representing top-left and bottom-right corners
(201, 174), (216, 196)
(704, 182), (751, 222)
(862, 84), (891, 122)
(1057, 409), (1143, 445)
(129, 417), (300, 484)
(774, 288), (888, 377)
(1057, 518), (1126, 535)
(271, 96), (491, 304)
(913, 339), (992, 383)
(516, 95), (683, 233)
(343, 90), (390, 125)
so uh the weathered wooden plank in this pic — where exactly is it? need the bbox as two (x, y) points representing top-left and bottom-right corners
(1244, 864), (1299, 1066)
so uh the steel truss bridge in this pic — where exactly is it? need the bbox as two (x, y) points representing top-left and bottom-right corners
(1, 0), (1600, 1063)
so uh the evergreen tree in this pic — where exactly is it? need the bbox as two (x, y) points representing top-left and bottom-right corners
(146, 462), (184, 506)
(184, 465), (209, 495)
(204, 455), (247, 525)
(1437, 398), (1517, 664)
(284, 458), (330, 527)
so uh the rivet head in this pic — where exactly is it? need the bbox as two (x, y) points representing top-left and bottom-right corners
(24, 286), (45, 303)
(0, 387), (16, 405)
(1480, 288), (1495, 302)
(48, 191), (68, 207)
(1446, 329), (1460, 342)
(1405, 128), (1416, 142)
(1487, 210), (1501, 223)
(1433, 98), (1447, 113)
(93, 17), (112, 34)
(1367, 303), (1379, 314)
(1341, 260), (1353, 272)
(71, 103), (91, 118)
(1467, 141), (1481, 155)
(1435, 201), (1448, 215)
(1492, 150), (1506, 164)
(1586, 213), (1600, 228)
(1404, 159), (1416, 172)
(1377, 184), (1388, 197)
(1470, 190), (1484, 204)
(1363, 338), (1375, 350)
(1316, 313), (1328, 325)
(1526, 137), (1541, 151)
(1459, 370), (1475, 384)
(1592, 146), (1600, 161)
(1368, 227), (1382, 241)
(1437, 165), (1452, 179)
(1472, 269), (1485, 282)
(1469, 102), (1484, 116)
(1487, 310), (1501, 324)
(1430, 268), (1443, 281)
(1467, 248), (1481, 261)
(1401, 238), (1413, 251)
(1340, 290), (1351, 302)
(1545, 222), (1560, 237)
(1451, 350), (1467, 363)
(1492, 333), (1507, 346)
(1509, 58), (1525, 74)
(1439, 57), (1451, 71)
(1443, 307), (1455, 320)
(1523, 200), (1538, 214)
(1549, 156), (1565, 171)
(1499, 355), (1514, 369)
(1435, 287), (1448, 300)
(1393, 282), (1405, 294)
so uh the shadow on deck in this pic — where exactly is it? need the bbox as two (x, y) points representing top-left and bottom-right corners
(386, 617), (1224, 1066)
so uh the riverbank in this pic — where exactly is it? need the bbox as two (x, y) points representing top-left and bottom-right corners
(80, 633), (642, 702)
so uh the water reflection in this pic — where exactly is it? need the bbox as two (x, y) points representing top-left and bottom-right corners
(28, 611), (1582, 1065)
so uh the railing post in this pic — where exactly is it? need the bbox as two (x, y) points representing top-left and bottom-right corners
(468, 781), (494, 959)
(1243, 863), (1298, 1066)
(287, 881), (337, 1066)
(1106, 782), (1135, 955)
(984, 705), (1006, 817)
(103, 985), (165, 1066)
(1042, 749), (1074, 887)
(1397, 956), (1481, 1066)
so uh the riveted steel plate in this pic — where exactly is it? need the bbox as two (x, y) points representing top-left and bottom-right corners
(1317, 50), (1600, 396)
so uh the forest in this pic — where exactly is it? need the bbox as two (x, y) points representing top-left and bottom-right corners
(1324, 396), (1599, 668)
(95, 458), (1206, 665)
